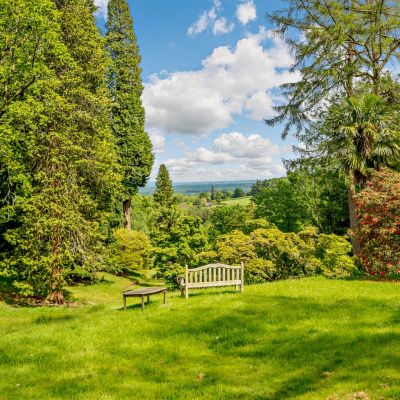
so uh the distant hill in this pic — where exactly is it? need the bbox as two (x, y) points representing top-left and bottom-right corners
(140, 180), (257, 195)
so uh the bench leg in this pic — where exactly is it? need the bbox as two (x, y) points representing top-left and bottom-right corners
(147, 295), (150, 304)
(123, 296), (126, 310)
(141, 296), (144, 310)
(163, 290), (166, 304)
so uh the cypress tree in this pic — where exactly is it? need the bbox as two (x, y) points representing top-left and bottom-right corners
(154, 164), (174, 208)
(106, 0), (154, 230)
(211, 185), (215, 201)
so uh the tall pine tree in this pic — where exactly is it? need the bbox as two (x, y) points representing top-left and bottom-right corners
(153, 164), (174, 208)
(106, 0), (154, 230)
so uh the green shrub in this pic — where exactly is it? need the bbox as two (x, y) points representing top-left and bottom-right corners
(112, 229), (153, 273)
(216, 230), (256, 265)
(316, 234), (356, 278)
(355, 169), (400, 279)
(214, 227), (354, 283)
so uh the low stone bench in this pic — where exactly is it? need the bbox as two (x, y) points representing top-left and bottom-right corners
(123, 287), (166, 310)
(179, 263), (244, 298)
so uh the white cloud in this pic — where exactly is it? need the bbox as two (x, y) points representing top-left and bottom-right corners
(94, 0), (109, 18)
(213, 17), (235, 35)
(187, 11), (212, 36)
(187, 0), (234, 37)
(236, 0), (257, 25)
(148, 129), (165, 154)
(162, 132), (289, 182)
(245, 91), (274, 120)
(213, 132), (284, 158)
(191, 147), (232, 164)
(143, 27), (300, 135)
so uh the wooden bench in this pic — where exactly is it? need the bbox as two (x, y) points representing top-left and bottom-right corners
(123, 287), (166, 310)
(179, 263), (244, 298)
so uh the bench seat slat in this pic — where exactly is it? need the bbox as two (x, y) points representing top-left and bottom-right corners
(186, 280), (242, 288)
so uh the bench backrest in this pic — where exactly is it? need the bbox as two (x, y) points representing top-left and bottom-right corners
(183, 262), (244, 289)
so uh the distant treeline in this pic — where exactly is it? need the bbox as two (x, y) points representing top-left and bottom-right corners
(140, 180), (256, 195)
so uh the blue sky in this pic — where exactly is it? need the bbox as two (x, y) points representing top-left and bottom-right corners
(95, 0), (299, 182)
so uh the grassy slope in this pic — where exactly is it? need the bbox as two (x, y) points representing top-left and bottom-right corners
(221, 196), (252, 206)
(0, 276), (399, 400)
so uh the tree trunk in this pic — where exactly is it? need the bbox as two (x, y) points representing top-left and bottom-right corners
(46, 287), (64, 305)
(123, 198), (131, 230)
(348, 173), (361, 256)
(46, 225), (65, 305)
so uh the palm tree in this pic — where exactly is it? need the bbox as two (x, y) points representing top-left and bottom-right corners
(305, 94), (400, 254)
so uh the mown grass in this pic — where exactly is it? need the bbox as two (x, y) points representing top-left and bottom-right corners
(221, 196), (252, 206)
(0, 275), (399, 399)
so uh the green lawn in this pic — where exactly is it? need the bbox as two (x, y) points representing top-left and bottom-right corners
(1, 276), (399, 400)
(221, 196), (252, 206)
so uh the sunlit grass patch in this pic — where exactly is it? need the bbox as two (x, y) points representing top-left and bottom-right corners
(1, 276), (399, 399)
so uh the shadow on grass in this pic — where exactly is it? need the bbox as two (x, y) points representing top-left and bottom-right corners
(142, 295), (400, 399)
(176, 288), (241, 298)
(34, 314), (77, 325)
(0, 278), (44, 307)
(2, 284), (399, 399)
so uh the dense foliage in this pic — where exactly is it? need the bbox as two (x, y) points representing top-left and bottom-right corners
(0, 0), (120, 303)
(1, 0), (399, 304)
(128, 165), (356, 285)
(355, 169), (400, 279)
(252, 169), (349, 234)
(268, 0), (400, 255)
(216, 227), (355, 283)
(112, 229), (153, 273)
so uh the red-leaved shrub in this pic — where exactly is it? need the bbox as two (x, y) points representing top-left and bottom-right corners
(355, 168), (400, 279)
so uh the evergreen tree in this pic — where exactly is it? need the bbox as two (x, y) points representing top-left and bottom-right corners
(106, 0), (154, 230)
(0, 0), (120, 303)
(153, 164), (174, 208)
(211, 185), (215, 201)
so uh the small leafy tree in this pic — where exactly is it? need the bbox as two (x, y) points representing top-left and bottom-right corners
(315, 234), (355, 278)
(153, 215), (208, 284)
(233, 188), (245, 198)
(112, 229), (153, 273)
(209, 205), (253, 238)
(216, 230), (256, 265)
(355, 168), (400, 279)
(253, 174), (311, 232)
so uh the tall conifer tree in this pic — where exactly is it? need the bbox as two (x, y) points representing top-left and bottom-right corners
(106, 0), (154, 230)
(0, 0), (120, 303)
(154, 165), (174, 208)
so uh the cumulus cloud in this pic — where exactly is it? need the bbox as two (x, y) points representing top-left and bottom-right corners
(94, 0), (109, 18)
(143, 28), (300, 135)
(213, 132), (285, 158)
(236, 0), (257, 25)
(163, 132), (288, 181)
(148, 129), (165, 154)
(187, 0), (234, 37)
(213, 17), (235, 35)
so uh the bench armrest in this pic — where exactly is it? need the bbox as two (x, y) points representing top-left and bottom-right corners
(176, 276), (184, 285)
